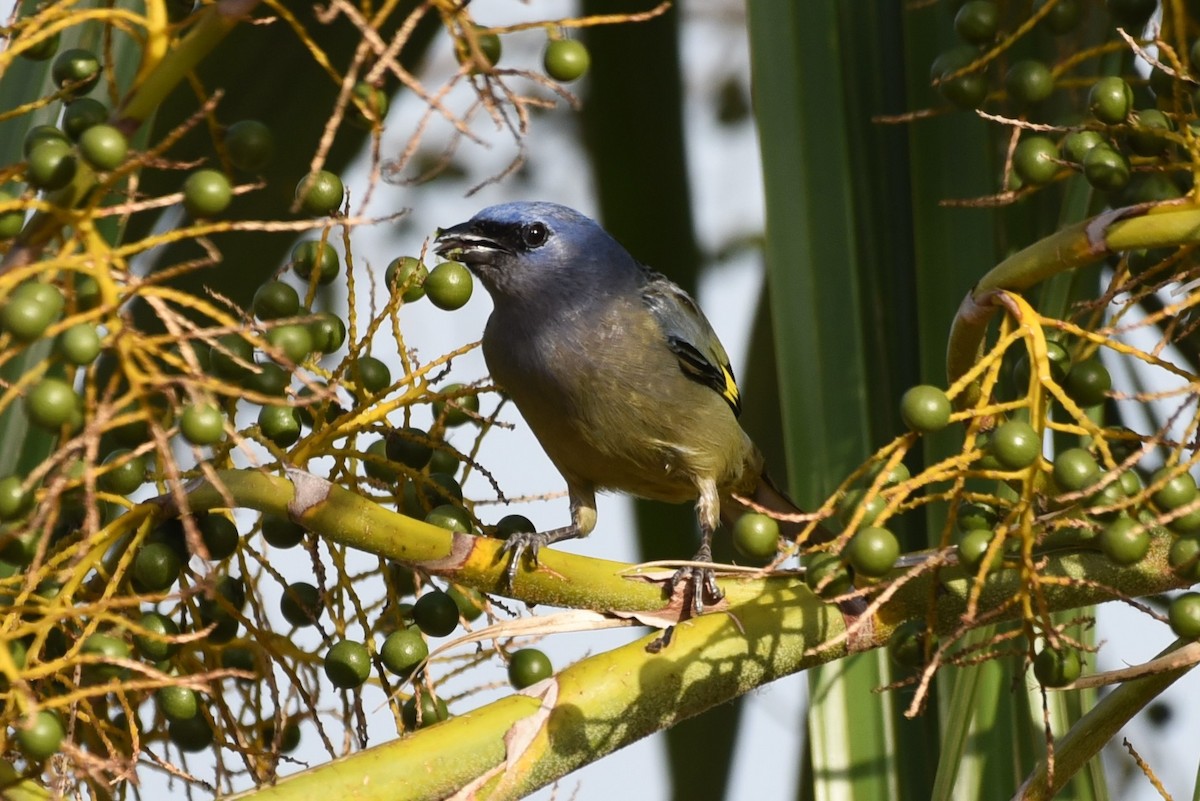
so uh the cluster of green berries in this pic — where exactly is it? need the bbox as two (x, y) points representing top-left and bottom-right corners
(933, 0), (1190, 201)
(804, 460), (912, 599)
(453, 25), (591, 82)
(892, 336), (1200, 675)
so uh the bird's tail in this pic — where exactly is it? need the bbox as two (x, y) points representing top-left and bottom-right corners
(722, 471), (834, 544)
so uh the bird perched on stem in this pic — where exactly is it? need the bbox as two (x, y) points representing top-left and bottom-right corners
(434, 201), (814, 614)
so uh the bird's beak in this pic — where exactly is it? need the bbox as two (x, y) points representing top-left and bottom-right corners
(433, 221), (509, 266)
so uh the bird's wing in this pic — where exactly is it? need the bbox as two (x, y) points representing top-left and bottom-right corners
(639, 268), (742, 417)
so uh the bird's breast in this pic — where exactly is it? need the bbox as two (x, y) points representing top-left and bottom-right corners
(481, 302), (756, 502)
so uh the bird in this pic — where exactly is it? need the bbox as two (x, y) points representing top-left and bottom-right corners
(433, 201), (812, 614)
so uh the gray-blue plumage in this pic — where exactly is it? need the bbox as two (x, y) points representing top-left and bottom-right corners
(434, 201), (799, 609)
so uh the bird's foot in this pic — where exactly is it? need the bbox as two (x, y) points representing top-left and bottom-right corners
(498, 525), (577, 588)
(668, 542), (724, 617)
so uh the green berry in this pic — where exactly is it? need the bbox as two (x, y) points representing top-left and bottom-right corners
(425, 504), (472, 533)
(260, 719), (302, 752)
(279, 581), (321, 627)
(20, 30), (60, 61)
(182, 169), (232, 217)
(900, 385), (952, 432)
(157, 686), (200, 721)
(1088, 76), (1133, 124)
(1064, 358), (1111, 407)
(61, 98), (106, 140)
(0, 190), (24, 239)
(252, 280), (300, 320)
(1129, 108), (1172, 156)
(199, 514), (239, 560)
(242, 362), (290, 396)
(99, 448), (147, 495)
(26, 140), (76, 191)
(52, 48), (101, 97)
(411, 472), (463, 511)
(867, 460), (911, 487)
(0, 475), (33, 521)
(1169, 592), (1200, 638)
(401, 692), (448, 730)
(291, 240), (340, 285)
(354, 356), (391, 395)
(1099, 515), (1149, 565)
(1166, 534), (1198, 577)
(179, 402), (225, 445)
(385, 257), (427, 302)
(25, 378), (78, 431)
(888, 619), (929, 668)
(446, 583), (486, 621)
(1013, 136), (1059, 186)
(350, 82), (389, 128)
(456, 26), (501, 71)
(805, 551), (853, 598)
(508, 648), (553, 689)
(543, 39), (591, 81)
(24, 125), (67, 157)
(837, 488), (887, 527)
(224, 120), (274, 173)
(1088, 479), (1127, 517)
(133, 541), (183, 591)
(324, 639), (371, 689)
(78, 124), (127, 170)
(169, 716), (213, 752)
(1083, 145), (1130, 192)
(732, 512), (780, 561)
(1151, 467), (1198, 510)
(56, 323), (102, 365)
(413, 590), (459, 637)
(80, 632), (131, 682)
(295, 171), (343, 216)
(846, 526), (900, 578)
(380, 628), (428, 676)
(989, 420), (1042, 470)
(261, 514), (305, 549)
(259, 404), (301, 447)
(15, 711), (64, 761)
(428, 448), (459, 476)
(495, 514), (535, 540)
(308, 311), (346, 354)
(1033, 646), (1081, 687)
(265, 324), (313, 364)
(3, 295), (58, 341)
(1005, 60), (1054, 107)
(364, 439), (402, 482)
(221, 646), (256, 673)
(957, 528), (996, 572)
(1053, 448), (1100, 492)
(1060, 130), (1105, 165)
(208, 334), (253, 379)
(133, 611), (179, 661)
(1035, 0), (1084, 33)
(424, 262), (473, 311)
(930, 46), (988, 110)
(386, 427), (433, 469)
(433, 383), (479, 427)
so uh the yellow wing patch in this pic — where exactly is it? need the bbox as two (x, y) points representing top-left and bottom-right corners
(720, 363), (741, 415)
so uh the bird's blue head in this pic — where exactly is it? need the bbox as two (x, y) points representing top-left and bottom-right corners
(433, 201), (639, 307)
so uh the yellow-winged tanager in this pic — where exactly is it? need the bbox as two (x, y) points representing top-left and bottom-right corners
(434, 201), (814, 612)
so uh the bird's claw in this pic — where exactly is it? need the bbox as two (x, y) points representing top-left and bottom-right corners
(499, 530), (546, 587)
(669, 564), (724, 616)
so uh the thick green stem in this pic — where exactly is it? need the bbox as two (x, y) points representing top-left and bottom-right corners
(947, 204), (1200, 402)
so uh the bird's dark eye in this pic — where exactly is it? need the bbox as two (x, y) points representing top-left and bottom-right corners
(521, 222), (548, 249)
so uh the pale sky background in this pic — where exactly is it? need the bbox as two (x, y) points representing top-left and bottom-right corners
(6, 0), (1200, 799)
